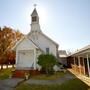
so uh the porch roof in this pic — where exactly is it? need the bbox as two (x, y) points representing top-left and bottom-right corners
(69, 45), (90, 57)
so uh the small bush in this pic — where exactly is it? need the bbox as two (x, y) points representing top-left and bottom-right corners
(38, 54), (57, 75)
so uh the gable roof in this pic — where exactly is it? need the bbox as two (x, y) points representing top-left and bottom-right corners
(12, 36), (25, 50)
(41, 32), (59, 47)
(12, 35), (44, 53)
(28, 37), (45, 53)
(28, 31), (59, 47)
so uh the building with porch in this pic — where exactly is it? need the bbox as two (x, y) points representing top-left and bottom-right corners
(67, 45), (90, 77)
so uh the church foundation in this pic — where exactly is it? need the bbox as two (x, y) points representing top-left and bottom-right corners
(12, 69), (40, 78)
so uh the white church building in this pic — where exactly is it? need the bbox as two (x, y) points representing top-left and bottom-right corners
(13, 7), (59, 76)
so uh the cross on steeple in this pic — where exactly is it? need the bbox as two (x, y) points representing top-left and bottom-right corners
(34, 4), (37, 8)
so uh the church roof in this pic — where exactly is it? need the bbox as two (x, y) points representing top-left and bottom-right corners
(12, 36), (37, 50)
(12, 35), (44, 53)
(40, 32), (59, 47)
(28, 32), (59, 47)
(31, 8), (38, 16)
(28, 37), (45, 53)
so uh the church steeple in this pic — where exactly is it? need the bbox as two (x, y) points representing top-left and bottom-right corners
(30, 6), (41, 32)
(31, 8), (39, 23)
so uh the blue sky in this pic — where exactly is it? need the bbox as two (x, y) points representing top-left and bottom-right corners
(0, 0), (90, 51)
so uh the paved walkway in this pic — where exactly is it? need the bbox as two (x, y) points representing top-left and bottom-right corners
(25, 73), (76, 85)
(0, 72), (76, 90)
(68, 69), (90, 86)
(0, 78), (24, 90)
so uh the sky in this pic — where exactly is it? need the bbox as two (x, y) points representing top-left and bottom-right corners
(0, 0), (90, 51)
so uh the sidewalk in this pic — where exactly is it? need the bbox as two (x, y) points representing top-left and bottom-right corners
(0, 72), (75, 89)
(0, 78), (24, 90)
(25, 73), (76, 85)
(68, 69), (90, 86)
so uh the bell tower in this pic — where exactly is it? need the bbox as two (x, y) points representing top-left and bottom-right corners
(30, 5), (41, 32)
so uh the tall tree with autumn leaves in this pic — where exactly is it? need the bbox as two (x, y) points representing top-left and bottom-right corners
(0, 26), (23, 69)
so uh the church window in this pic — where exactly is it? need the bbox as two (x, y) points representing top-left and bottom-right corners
(46, 48), (49, 54)
(32, 16), (37, 22)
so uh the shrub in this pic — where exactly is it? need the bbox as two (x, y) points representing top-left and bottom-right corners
(38, 54), (57, 75)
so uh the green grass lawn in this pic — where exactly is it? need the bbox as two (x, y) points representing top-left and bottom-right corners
(15, 78), (90, 90)
(0, 68), (89, 90)
(31, 71), (65, 80)
(0, 68), (13, 80)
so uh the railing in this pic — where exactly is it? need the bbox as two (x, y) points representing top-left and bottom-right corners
(0, 64), (15, 69)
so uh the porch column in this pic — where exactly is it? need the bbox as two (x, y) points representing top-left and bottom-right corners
(74, 57), (75, 65)
(86, 54), (90, 77)
(74, 57), (76, 72)
(78, 56), (81, 75)
(34, 49), (36, 70)
(82, 57), (85, 75)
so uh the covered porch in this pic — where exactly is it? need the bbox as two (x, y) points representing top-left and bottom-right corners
(67, 45), (90, 77)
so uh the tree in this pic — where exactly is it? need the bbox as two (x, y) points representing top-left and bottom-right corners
(0, 26), (24, 69)
(7, 51), (15, 67)
(38, 54), (57, 75)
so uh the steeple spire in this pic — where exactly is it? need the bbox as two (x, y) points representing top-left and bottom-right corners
(31, 5), (38, 17)
(30, 5), (41, 32)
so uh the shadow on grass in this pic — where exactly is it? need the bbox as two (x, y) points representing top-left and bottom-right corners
(15, 78), (90, 90)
